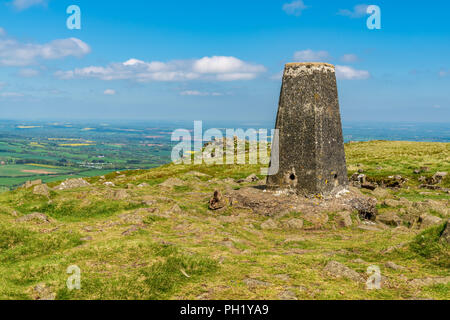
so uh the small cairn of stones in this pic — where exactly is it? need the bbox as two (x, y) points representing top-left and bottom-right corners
(417, 171), (448, 191)
(209, 190), (229, 211)
(350, 171), (377, 191)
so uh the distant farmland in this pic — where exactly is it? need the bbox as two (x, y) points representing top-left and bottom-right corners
(0, 120), (174, 191)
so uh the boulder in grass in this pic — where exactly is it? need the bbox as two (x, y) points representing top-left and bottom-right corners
(323, 261), (364, 283)
(237, 174), (259, 184)
(282, 218), (304, 230)
(54, 178), (90, 190)
(335, 211), (352, 228)
(377, 212), (402, 227)
(159, 178), (186, 188)
(33, 184), (50, 197)
(16, 212), (51, 224)
(419, 214), (443, 229)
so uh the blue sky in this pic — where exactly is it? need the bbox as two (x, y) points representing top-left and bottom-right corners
(0, 0), (449, 122)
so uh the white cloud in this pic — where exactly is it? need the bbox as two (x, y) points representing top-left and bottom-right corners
(439, 69), (448, 77)
(0, 92), (24, 97)
(216, 73), (258, 81)
(11, 0), (48, 10)
(340, 54), (358, 63)
(103, 89), (116, 95)
(56, 56), (266, 82)
(180, 90), (223, 96)
(335, 65), (370, 80)
(0, 28), (6, 37)
(283, 0), (308, 16)
(180, 90), (207, 96)
(0, 34), (90, 66)
(337, 4), (369, 18)
(18, 68), (40, 77)
(193, 56), (265, 74)
(293, 49), (331, 62)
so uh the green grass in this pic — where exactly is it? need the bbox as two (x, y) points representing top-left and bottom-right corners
(409, 222), (449, 268)
(0, 141), (448, 300)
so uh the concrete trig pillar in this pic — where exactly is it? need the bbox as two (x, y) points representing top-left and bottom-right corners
(266, 62), (349, 196)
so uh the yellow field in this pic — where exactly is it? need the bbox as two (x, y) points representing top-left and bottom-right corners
(25, 163), (59, 169)
(59, 143), (95, 147)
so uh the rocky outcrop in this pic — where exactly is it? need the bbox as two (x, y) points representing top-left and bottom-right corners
(54, 178), (91, 190)
(282, 218), (304, 230)
(418, 214), (443, 229)
(32, 283), (56, 300)
(237, 174), (259, 184)
(323, 261), (364, 283)
(23, 179), (42, 189)
(261, 219), (278, 230)
(377, 212), (402, 227)
(335, 211), (352, 228)
(33, 184), (50, 197)
(409, 276), (450, 287)
(106, 189), (129, 201)
(349, 197), (378, 221)
(159, 178), (186, 188)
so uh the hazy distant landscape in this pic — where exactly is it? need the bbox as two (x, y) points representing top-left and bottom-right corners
(1, 119), (448, 192)
(0, 120), (174, 192)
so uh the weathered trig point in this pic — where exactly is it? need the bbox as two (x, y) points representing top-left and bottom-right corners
(267, 62), (349, 196)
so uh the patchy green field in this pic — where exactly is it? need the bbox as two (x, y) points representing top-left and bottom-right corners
(0, 141), (448, 300)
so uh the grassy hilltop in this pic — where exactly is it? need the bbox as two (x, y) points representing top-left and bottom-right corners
(0, 141), (449, 300)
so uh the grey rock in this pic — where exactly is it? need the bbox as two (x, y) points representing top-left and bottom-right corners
(377, 212), (402, 227)
(410, 276), (450, 287)
(385, 261), (405, 270)
(16, 212), (50, 224)
(441, 222), (450, 243)
(137, 182), (150, 188)
(243, 278), (271, 289)
(168, 204), (183, 215)
(54, 178), (90, 190)
(159, 178), (186, 188)
(323, 261), (364, 283)
(121, 225), (142, 236)
(419, 214), (443, 229)
(279, 289), (298, 300)
(32, 283), (56, 300)
(261, 219), (278, 230)
(283, 218), (304, 230)
(33, 184), (50, 197)
(237, 174), (259, 183)
(335, 211), (352, 228)
(349, 197), (378, 221)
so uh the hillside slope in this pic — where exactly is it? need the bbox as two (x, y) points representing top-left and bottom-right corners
(0, 141), (449, 300)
